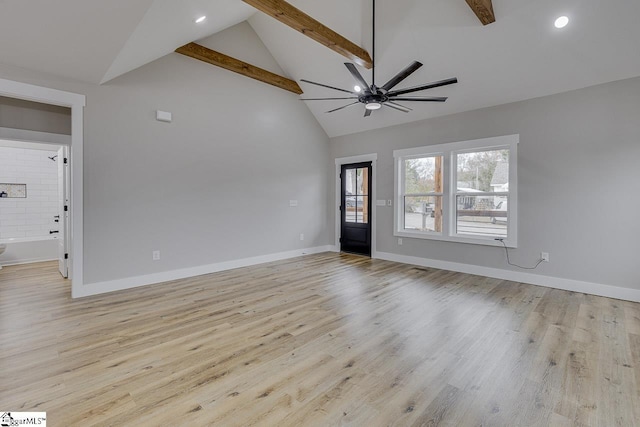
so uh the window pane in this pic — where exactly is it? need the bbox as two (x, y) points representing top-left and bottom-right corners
(345, 195), (369, 223)
(345, 167), (370, 223)
(361, 196), (368, 223)
(404, 196), (442, 232)
(456, 149), (509, 192)
(358, 168), (369, 196)
(405, 156), (443, 194)
(346, 169), (357, 196)
(345, 194), (356, 223)
(456, 195), (507, 238)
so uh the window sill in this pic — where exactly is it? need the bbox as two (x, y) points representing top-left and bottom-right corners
(394, 230), (517, 248)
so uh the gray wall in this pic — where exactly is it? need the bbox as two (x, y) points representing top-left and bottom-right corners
(0, 22), (332, 285)
(0, 96), (71, 134)
(3, 18), (638, 292)
(330, 76), (640, 291)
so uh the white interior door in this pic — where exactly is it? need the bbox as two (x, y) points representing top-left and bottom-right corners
(57, 146), (70, 278)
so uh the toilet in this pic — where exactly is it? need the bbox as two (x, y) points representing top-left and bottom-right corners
(0, 243), (5, 270)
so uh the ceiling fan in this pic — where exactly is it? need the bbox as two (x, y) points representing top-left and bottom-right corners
(300, 0), (458, 117)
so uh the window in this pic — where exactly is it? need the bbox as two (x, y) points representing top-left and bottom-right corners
(454, 148), (509, 239)
(394, 135), (518, 247)
(402, 155), (443, 233)
(344, 166), (370, 224)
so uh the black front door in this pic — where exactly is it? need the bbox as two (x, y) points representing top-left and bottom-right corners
(341, 162), (372, 256)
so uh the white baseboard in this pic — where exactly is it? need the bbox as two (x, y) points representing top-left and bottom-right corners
(73, 245), (334, 298)
(72, 246), (640, 302)
(375, 251), (640, 303)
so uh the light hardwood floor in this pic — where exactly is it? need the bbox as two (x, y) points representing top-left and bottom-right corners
(1, 253), (639, 426)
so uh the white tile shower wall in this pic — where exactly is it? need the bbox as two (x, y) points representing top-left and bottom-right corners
(0, 146), (59, 239)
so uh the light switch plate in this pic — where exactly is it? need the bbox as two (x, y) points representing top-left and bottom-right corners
(376, 200), (386, 206)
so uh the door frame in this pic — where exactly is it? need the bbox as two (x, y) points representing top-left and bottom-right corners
(335, 153), (377, 257)
(0, 78), (85, 296)
(340, 161), (372, 256)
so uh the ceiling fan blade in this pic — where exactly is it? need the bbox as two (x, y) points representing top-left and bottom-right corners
(300, 79), (355, 94)
(326, 102), (360, 113)
(388, 101), (412, 111)
(386, 77), (458, 97)
(383, 103), (410, 113)
(300, 97), (359, 101)
(381, 61), (423, 92)
(345, 63), (371, 93)
(390, 97), (448, 102)
(364, 108), (372, 117)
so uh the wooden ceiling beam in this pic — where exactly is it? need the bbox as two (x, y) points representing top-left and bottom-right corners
(465, 0), (495, 25)
(175, 42), (303, 95)
(242, 0), (373, 69)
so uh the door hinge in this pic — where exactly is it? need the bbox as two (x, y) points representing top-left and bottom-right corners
(339, 237), (342, 243)
(64, 205), (68, 212)
(64, 253), (69, 259)
(64, 157), (68, 164)
(339, 173), (342, 179)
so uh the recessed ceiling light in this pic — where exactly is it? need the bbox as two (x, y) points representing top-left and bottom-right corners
(554, 16), (569, 29)
(195, 15), (207, 24)
(365, 102), (382, 110)
(354, 85), (362, 93)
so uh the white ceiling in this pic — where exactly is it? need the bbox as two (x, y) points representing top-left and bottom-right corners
(2, 0), (640, 137)
(0, 0), (254, 84)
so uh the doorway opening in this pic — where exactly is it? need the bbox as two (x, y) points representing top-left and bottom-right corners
(335, 154), (377, 257)
(0, 139), (71, 278)
(340, 162), (372, 256)
(0, 77), (85, 296)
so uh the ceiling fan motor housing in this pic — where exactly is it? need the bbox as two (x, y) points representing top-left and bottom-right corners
(359, 93), (388, 104)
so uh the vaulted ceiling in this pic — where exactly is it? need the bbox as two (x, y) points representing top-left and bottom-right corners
(2, 0), (640, 137)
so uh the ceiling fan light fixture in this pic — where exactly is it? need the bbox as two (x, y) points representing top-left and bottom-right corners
(354, 85), (362, 93)
(554, 16), (569, 29)
(365, 102), (382, 110)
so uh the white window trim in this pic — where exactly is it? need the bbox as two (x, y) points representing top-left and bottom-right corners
(394, 134), (518, 248)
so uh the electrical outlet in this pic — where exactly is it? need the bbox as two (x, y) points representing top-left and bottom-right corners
(398, 238), (403, 245)
(299, 233), (304, 241)
(153, 250), (160, 261)
(541, 252), (549, 262)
